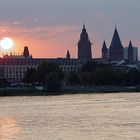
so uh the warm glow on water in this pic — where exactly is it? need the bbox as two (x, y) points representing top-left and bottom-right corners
(0, 93), (140, 140)
(0, 116), (20, 140)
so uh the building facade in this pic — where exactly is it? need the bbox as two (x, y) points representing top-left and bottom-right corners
(0, 47), (82, 83)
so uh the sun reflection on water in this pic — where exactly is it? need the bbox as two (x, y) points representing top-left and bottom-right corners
(0, 116), (21, 140)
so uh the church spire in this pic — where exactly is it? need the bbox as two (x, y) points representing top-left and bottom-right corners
(109, 27), (124, 61)
(102, 40), (108, 59)
(80, 24), (89, 41)
(110, 27), (123, 48)
(102, 40), (107, 51)
(128, 40), (134, 62)
(83, 24), (85, 29)
(128, 40), (133, 48)
(66, 50), (70, 59)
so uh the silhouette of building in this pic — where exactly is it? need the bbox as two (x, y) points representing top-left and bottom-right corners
(66, 50), (70, 59)
(102, 40), (108, 60)
(109, 27), (124, 61)
(124, 40), (138, 62)
(78, 25), (92, 61)
(0, 47), (81, 83)
(0, 25), (138, 83)
(128, 40), (134, 62)
(23, 46), (30, 58)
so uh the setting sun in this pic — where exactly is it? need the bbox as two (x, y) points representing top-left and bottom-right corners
(0, 37), (14, 50)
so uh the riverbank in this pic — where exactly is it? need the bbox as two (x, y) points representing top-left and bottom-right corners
(61, 86), (140, 94)
(0, 86), (140, 96)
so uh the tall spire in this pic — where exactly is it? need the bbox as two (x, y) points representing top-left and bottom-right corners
(128, 40), (134, 62)
(102, 40), (107, 51)
(110, 27), (123, 48)
(83, 24), (85, 29)
(66, 50), (70, 59)
(109, 27), (124, 61)
(128, 40), (133, 48)
(80, 24), (88, 41)
(102, 40), (108, 59)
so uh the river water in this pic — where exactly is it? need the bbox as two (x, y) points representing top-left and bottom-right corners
(0, 93), (140, 140)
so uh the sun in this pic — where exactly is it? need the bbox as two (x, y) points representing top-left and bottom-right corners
(0, 37), (14, 50)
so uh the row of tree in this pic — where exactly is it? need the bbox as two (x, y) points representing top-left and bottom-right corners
(24, 61), (140, 92)
(67, 62), (140, 86)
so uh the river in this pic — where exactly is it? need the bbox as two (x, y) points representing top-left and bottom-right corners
(0, 93), (140, 140)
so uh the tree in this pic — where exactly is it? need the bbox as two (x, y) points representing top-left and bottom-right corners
(46, 72), (61, 93)
(23, 68), (37, 84)
(91, 67), (118, 86)
(37, 62), (64, 83)
(81, 62), (98, 73)
(23, 62), (64, 93)
(80, 73), (89, 85)
(92, 68), (105, 86)
(67, 71), (80, 85)
(125, 68), (140, 86)
(0, 79), (9, 87)
(81, 62), (111, 73)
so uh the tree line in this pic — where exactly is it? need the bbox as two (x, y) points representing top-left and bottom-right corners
(23, 61), (140, 92)
(68, 62), (140, 86)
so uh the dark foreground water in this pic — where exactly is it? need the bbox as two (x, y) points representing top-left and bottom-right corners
(0, 93), (140, 140)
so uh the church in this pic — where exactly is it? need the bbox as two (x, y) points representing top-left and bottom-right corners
(102, 26), (138, 62)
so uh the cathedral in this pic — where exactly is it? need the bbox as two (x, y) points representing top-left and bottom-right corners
(102, 27), (138, 62)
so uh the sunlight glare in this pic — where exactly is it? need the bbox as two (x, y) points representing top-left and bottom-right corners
(0, 37), (14, 50)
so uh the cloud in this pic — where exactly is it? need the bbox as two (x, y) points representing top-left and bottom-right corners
(0, 22), (79, 40)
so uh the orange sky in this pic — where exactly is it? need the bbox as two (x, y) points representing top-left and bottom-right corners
(0, 23), (139, 59)
(0, 24), (102, 58)
(0, 0), (140, 59)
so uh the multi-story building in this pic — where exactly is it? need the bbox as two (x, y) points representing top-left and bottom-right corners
(0, 47), (82, 83)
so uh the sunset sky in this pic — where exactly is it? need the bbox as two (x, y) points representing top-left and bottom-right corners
(0, 0), (140, 58)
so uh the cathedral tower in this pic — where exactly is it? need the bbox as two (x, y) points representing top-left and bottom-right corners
(109, 27), (124, 61)
(78, 25), (92, 61)
(102, 40), (108, 60)
(66, 50), (71, 59)
(128, 40), (134, 62)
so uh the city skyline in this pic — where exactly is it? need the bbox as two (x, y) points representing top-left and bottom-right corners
(0, 0), (140, 58)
